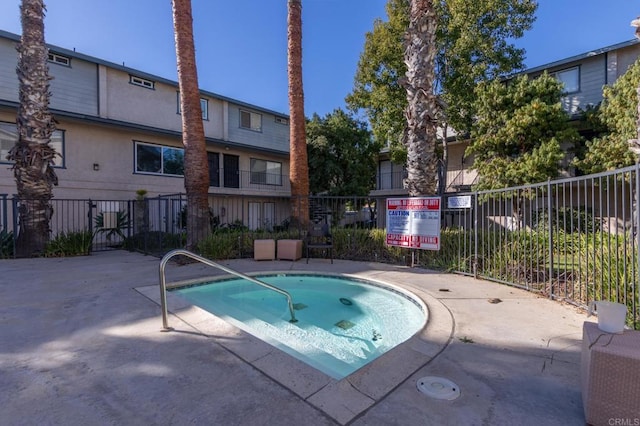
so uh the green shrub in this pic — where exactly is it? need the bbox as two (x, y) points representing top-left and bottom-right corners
(198, 231), (244, 259)
(94, 211), (130, 242)
(0, 229), (14, 258)
(44, 230), (93, 257)
(532, 207), (601, 233)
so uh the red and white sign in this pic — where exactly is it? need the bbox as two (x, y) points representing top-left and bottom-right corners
(386, 197), (441, 250)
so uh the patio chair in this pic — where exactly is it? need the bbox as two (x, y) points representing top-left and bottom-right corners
(306, 222), (333, 263)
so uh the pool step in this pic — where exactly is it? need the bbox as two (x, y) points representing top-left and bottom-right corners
(184, 294), (382, 379)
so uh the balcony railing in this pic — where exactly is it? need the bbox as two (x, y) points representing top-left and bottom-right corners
(445, 168), (478, 192)
(375, 170), (407, 191)
(210, 169), (291, 194)
(374, 167), (478, 193)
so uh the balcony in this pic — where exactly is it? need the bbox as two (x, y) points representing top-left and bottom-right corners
(444, 168), (478, 193)
(209, 169), (291, 196)
(370, 166), (478, 196)
(370, 170), (408, 196)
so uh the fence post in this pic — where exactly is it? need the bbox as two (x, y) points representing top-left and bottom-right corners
(547, 179), (554, 299)
(127, 200), (132, 240)
(11, 196), (18, 257)
(1, 194), (7, 232)
(636, 163), (640, 328)
(473, 192), (478, 279)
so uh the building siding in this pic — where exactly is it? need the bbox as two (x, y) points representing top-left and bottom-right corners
(616, 44), (640, 78)
(0, 39), (18, 102)
(0, 108), (290, 199)
(0, 30), (291, 200)
(227, 105), (289, 152)
(48, 55), (98, 115)
(105, 69), (183, 133)
(0, 30), (288, 154)
(536, 57), (606, 115)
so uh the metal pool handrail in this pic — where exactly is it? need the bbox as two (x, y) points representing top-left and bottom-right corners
(159, 249), (298, 330)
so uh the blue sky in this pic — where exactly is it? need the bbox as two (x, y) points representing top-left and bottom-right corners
(0, 1), (638, 117)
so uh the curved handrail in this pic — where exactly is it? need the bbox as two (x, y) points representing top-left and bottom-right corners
(159, 249), (298, 330)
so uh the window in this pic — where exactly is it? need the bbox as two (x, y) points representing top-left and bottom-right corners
(200, 98), (208, 120)
(240, 110), (262, 132)
(379, 160), (392, 190)
(223, 154), (240, 188)
(250, 158), (282, 185)
(176, 93), (209, 120)
(275, 116), (288, 125)
(207, 152), (220, 187)
(47, 52), (70, 66)
(129, 75), (155, 89)
(551, 67), (579, 94)
(0, 122), (65, 167)
(135, 141), (184, 176)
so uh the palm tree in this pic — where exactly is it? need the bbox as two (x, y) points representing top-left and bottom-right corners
(171, 0), (210, 250)
(287, 0), (310, 224)
(402, 0), (438, 196)
(7, 0), (58, 257)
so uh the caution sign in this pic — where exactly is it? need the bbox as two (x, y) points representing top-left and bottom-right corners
(386, 197), (441, 250)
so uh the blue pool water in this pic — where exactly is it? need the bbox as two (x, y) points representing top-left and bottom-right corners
(174, 274), (427, 379)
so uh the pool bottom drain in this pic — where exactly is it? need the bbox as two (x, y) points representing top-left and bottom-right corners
(417, 376), (460, 400)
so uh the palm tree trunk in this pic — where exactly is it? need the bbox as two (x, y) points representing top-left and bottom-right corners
(403, 0), (438, 196)
(8, 0), (58, 257)
(172, 0), (210, 250)
(288, 0), (310, 225)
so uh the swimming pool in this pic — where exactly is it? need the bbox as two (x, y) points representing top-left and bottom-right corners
(173, 273), (427, 379)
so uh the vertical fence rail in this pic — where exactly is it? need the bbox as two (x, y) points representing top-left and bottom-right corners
(547, 179), (554, 299)
(0, 194), (14, 257)
(0, 194), (7, 232)
(635, 164), (640, 328)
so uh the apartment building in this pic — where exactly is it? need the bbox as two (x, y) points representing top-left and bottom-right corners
(371, 38), (640, 197)
(0, 30), (296, 232)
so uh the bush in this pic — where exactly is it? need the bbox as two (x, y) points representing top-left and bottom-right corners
(44, 230), (93, 257)
(0, 229), (14, 258)
(198, 231), (244, 260)
(94, 210), (130, 242)
(532, 207), (601, 233)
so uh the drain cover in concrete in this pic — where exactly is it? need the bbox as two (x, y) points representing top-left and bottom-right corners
(417, 376), (461, 400)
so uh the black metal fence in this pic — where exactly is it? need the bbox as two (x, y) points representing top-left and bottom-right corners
(0, 193), (382, 258)
(2, 164), (638, 328)
(441, 165), (640, 329)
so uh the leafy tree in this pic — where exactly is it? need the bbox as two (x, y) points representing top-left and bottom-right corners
(306, 109), (379, 196)
(466, 73), (579, 190)
(403, 0), (439, 195)
(346, 0), (408, 163)
(346, 0), (536, 163)
(7, 0), (59, 257)
(573, 59), (640, 174)
(437, 0), (536, 133)
(172, 0), (210, 250)
(288, 0), (310, 223)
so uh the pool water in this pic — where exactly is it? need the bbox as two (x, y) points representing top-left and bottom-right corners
(174, 274), (427, 379)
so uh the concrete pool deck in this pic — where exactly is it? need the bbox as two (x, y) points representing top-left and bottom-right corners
(1, 250), (589, 425)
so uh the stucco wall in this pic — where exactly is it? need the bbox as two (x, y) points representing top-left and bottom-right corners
(103, 68), (224, 140)
(0, 109), (289, 200)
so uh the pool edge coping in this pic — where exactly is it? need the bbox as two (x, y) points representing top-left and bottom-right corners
(134, 271), (454, 425)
